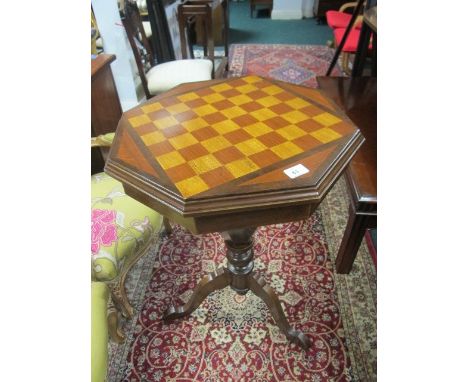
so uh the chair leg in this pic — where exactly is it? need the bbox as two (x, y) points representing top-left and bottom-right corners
(107, 302), (125, 344)
(163, 216), (172, 235)
(106, 228), (162, 342)
(116, 235), (157, 318)
(110, 284), (131, 319)
(342, 52), (351, 75)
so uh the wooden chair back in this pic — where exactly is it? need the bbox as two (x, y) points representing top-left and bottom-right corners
(121, 0), (155, 98)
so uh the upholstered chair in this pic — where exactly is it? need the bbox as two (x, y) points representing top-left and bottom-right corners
(326, 2), (370, 74)
(326, 2), (363, 30)
(91, 134), (164, 342)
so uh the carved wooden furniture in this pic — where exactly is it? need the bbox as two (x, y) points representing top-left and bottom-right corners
(105, 75), (364, 350)
(91, 54), (122, 174)
(122, 0), (213, 99)
(317, 76), (376, 273)
(177, 0), (228, 78)
(249, 0), (273, 18)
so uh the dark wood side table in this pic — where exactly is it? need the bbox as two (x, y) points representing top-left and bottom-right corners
(317, 76), (376, 273)
(91, 54), (122, 174)
(106, 75), (364, 349)
(193, 0), (229, 56)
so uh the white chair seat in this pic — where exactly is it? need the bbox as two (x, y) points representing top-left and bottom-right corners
(146, 59), (213, 96)
(142, 21), (152, 39)
(96, 37), (103, 49)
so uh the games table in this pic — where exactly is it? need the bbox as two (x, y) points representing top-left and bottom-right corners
(105, 75), (364, 350)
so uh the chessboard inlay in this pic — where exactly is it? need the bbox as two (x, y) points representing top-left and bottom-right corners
(125, 75), (354, 198)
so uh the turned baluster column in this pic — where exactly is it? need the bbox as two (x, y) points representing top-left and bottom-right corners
(222, 227), (256, 295)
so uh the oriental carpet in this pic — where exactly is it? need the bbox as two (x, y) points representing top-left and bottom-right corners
(228, 44), (343, 87)
(107, 45), (376, 381)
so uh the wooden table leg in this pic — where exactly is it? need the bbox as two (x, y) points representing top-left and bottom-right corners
(162, 216), (172, 235)
(335, 202), (376, 274)
(351, 22), (373, 77)
(164, 267), (231, 319)
(248, 273), (311, 350)
(164, 227), (311, 350)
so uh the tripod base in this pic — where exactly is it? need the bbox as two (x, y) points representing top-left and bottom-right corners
(164, 228), (311, 351)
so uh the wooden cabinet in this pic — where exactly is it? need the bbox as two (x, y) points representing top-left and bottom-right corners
(91, 54), (122, 174)
(91, 54), (122, 136)
(314, 0), (349, 19)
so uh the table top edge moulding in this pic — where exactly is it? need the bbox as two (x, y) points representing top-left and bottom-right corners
(105, 75), (364, 221)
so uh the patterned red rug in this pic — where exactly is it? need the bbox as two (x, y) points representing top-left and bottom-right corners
(107, 178), (377, 381)
(111, 215), (353, 381)
(228, 44), (342, 87)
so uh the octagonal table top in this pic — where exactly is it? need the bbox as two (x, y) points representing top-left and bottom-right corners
(106, 75), (364, 220)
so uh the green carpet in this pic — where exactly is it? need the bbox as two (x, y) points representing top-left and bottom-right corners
(229, 1), (333, 45)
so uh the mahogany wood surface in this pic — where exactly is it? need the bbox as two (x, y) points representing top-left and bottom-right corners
(317, 76), (376, 273)
(91, 54), (122, 136)
(192, 0), (228, 50)
(91, 54), (122, 173)
(178, 1), (215, 61)
(105, 76), (364, 348)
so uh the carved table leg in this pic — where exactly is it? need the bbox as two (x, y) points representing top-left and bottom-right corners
(165, 267), (231, 320)
(248, 273), (311, 350)
(222, 228), (256, 295)
(164, 227), (311, 350)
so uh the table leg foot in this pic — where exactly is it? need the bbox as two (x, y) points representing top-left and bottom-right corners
(164, 267), (231, 321)
(248, 273), (311, 350)
(162, 217), (172, 236)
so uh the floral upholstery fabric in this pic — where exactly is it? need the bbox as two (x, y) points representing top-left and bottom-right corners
(91, 172), (162, 282)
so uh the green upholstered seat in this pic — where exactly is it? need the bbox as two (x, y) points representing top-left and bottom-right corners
(91, 172), (162, 282)
(91, 282), (109, 382)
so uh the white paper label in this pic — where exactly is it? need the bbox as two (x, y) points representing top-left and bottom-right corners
(283, 164), (310, 179)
